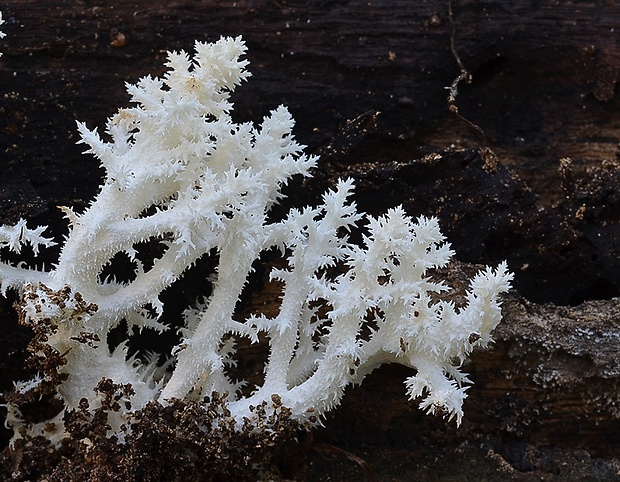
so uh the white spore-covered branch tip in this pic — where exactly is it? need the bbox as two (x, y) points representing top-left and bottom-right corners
(0, 36), (513, 449)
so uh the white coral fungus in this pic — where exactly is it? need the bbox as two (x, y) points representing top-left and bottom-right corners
(0, 37), (512, 445)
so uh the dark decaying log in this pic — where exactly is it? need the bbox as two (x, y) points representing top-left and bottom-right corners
(0, 1), (619, 479)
